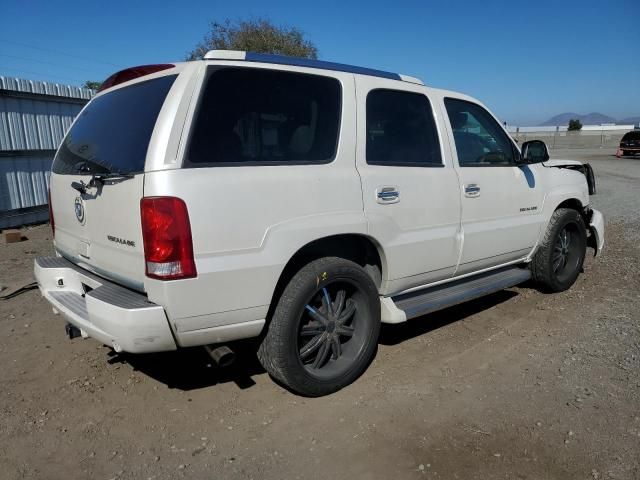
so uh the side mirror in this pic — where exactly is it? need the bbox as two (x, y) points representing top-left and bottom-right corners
(521, 140), (549, 163)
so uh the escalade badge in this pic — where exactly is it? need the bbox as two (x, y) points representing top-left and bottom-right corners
(107, 235), (135, 247)
(74, 196), (85, 225)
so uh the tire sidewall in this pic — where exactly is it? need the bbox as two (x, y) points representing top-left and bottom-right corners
(543, 210), (587, 291)
(275, 258), (380, 396)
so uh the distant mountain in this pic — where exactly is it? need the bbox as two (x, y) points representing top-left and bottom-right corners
(619, 116), (640, 126)
(540, 112), (617, 126)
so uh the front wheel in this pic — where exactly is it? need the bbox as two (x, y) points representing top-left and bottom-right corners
(258, 257), (381, 397)
(531, 208), (587, 292)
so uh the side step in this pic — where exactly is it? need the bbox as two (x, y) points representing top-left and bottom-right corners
(392, 266), (531, 320)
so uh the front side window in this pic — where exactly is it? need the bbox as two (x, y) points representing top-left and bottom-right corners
(186, 68), (341, 166)
(366, 89), (442, 166)
(445, 98), (516, 166)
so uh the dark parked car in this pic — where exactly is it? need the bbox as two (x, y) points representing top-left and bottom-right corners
(620, 130), (640, 156)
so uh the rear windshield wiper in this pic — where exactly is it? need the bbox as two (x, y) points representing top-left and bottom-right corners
(92, 172), (135, 182)
(71, 172), (135, 194)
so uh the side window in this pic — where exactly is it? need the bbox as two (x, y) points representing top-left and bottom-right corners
(366, 89), (442, 166)
(186, 68), (341, 165)
(444, 98), (516, 166)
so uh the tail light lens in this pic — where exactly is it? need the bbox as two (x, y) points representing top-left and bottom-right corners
(140, 197), (196, 280)
(48, 186), (55, 238)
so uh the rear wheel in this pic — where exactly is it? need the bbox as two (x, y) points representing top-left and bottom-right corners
(258, 257), (380, 397)
(531, 208), (587, 292)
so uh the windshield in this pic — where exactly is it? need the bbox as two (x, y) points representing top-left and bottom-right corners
(52, 75), (177, 175)
(622, 131), (640, 141)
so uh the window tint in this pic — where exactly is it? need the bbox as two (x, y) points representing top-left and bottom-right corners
(366, 89), (442, 166)
(186, 68), (341, 165)
(52, 75), (176, 175)
(444, 98), (516, 166)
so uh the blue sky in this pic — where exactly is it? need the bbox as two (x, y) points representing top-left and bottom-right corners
(1, 0), (638, 125)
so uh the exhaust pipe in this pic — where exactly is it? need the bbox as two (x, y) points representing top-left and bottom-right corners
(204, 345), (235, 368)
(65, 323), (82, 340)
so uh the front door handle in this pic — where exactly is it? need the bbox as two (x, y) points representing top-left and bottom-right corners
(376, 186), (400, 204)
(465, 184), (480, 198)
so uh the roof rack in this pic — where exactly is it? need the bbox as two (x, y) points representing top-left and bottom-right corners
(203, 50), (424, 85)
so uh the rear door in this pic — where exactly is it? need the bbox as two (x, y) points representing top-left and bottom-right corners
(50, 74), (178, 290)
(355, 76), (462, 294)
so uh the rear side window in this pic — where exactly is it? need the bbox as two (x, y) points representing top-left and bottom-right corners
(366, 89), (442, 166)
(185, 68), (341, 166)
(52, 75), (176, 175)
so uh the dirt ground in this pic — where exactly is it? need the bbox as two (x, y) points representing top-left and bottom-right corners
(1, 149), (639, 480)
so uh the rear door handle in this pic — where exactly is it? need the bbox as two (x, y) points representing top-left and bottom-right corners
(464, 184), (480, 198)
(376, 186), (400, 204)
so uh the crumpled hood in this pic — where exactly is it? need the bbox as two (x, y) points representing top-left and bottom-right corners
(542, 159), (583, 168)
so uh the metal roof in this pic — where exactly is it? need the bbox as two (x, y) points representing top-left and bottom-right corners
(0, 76), (94, 100)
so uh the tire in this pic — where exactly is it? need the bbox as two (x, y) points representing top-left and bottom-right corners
(257, 257), (381, 397)
(531, 208), (587, 292)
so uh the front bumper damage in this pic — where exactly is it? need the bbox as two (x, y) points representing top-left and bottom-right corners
(587, 208), (605, 256)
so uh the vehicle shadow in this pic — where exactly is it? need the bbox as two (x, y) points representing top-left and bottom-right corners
(109, 289), (521, 392)
(107, 337), (265, 392)
(610, 154), (640, 159)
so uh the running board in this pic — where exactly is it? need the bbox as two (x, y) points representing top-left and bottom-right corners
(390, 266), (531, 321)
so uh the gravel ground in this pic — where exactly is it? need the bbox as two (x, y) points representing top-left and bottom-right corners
(1, 149), (638, 479)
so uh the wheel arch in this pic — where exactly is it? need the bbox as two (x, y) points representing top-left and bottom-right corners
(266, 234), (387, 324)
(554, 197), (594, 229)
(555, 198), (583, 212)
(542, 186), (588, 225)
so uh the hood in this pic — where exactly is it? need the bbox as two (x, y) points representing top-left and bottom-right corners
(542, 159), (583, 168)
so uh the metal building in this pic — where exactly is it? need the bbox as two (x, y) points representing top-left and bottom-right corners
(0, 76), (93, 229)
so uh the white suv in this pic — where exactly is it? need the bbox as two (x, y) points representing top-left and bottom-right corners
(35, 51), (604, 396)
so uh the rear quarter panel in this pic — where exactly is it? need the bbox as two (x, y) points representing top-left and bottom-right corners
(143, 65), (366, 335)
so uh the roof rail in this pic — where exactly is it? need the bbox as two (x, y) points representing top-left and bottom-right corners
(203, 50), (424, 85)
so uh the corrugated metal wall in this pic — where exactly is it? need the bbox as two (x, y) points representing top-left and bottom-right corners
(0, 76), (93, 229)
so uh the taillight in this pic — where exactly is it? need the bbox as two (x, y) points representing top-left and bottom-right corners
(47, 186), (55, 238)
(140, 197), (196, 280)
(98, 64), (175, 92)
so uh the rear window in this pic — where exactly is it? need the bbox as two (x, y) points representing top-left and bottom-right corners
(185, 67), (341, 166)
(622, 131), (640, 141)
(52, 75), (177, 175)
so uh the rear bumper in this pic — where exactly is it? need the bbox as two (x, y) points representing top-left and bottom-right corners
(588, 208), (605, 255)
(34, 256), (177, 353)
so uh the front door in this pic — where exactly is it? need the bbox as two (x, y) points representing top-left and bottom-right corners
(443, 97), (544, 274)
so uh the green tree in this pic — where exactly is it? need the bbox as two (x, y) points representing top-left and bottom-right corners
(83, 80), (102, 91)
(186, 18), (318, 61)
(568, 119), (583, 131)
